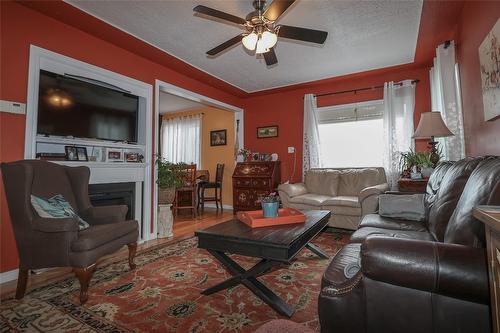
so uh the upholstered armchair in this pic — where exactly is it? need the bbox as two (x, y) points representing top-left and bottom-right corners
(1, 160), (138, 304)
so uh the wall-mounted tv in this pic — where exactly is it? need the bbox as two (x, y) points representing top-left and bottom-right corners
(37, 70), (139, 143)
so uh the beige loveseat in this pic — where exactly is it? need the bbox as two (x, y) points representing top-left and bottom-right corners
(278, 168), (388, 230)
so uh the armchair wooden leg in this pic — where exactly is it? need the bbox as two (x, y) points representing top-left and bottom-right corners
(74, 264), (96, 305)
(127, 242), (138, 270)
(15, 269), (29, 299)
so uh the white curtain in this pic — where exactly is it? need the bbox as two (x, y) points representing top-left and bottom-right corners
(429, 41), (465, 161)
(161, 114), (202, 166)
(303, 94), (322, 178)
(383, 81), (416, 189)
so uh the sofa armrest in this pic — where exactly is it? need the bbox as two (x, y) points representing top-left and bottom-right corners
(33, 217), (79, 233)
(359, 183), (389, 201)
(82, 205), (128, 225)
(361, 237), (489, 304)
(359, 183), (389, 215)
(277, 183), (308, 198)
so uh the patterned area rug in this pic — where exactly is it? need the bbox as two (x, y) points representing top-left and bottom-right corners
(0, 231), (349, 332)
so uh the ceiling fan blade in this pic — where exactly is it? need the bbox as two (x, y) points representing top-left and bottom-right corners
(278, 25), (328, 44)
(193, 5), (246, 25)
(206, 34), (244, 56)
(263, 47), (278, 66)
(263, 0), (296, 21)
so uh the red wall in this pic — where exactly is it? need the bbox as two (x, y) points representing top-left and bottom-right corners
(0, 1), (243, 273)
(456, 1), (500, 156)
(242, 64), (431, 183)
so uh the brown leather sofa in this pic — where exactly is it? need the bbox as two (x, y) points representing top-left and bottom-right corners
(1, 160), (139, 304)
(319, 157), (499, 332)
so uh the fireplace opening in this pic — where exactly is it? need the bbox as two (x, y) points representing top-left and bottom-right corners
(88, 182), (135, 220)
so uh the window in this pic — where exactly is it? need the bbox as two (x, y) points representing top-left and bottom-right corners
(161, 114), (202, 166)
(318, 100), (384, 168)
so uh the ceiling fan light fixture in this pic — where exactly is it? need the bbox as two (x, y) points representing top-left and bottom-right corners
(255, 36), (269, 54)
(261, 30), (278, 49)
(242, 31), (258, 51)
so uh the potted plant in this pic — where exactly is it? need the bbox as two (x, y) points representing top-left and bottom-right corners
(261, 192), (280, 218)
(237, 148), (251, 162)
(399, 150), (439, 179)
(156, 156), (186, 204)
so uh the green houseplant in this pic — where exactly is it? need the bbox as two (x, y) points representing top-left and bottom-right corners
(399, 150), (437, 178)
(156, 157), (187, 204)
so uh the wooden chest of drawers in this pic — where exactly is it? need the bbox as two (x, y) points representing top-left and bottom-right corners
(232, 161), (281, 213)
(473, 207), (500, 333)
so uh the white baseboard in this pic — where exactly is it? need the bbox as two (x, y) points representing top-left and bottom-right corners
(0, 269), (19, 283)
(203, 203), (233, 210)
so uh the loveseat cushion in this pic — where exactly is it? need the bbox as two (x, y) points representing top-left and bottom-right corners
(350, 226), (435, 243)
(305, 169), (340, 196)
(289, 194), (332, 206)
(359, 214), (427, 232)
(277, 183), (308, 198)
(338, 168), (381, 196)
(321, 205), (362, 216)
(71, 220), (138, 252)
(322, 196), (360, 207)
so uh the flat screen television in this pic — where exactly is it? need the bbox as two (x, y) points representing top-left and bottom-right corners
(37, 70), (139, 143)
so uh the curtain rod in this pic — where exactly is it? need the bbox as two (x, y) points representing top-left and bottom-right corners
(313, 79), (420, 98)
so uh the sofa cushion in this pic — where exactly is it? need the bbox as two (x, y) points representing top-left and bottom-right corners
(359, 214), (427, 232)
(289, 194), (332, 206)
(72, 220), (137, 252)
(350, 226), (435, 243)
(277, 183), (308, 198)
(379, 194), (426, 222)
(305, 169), (340, 196)
(323, 196), (360, 207)
(321, 205), (362, 216)
(338, 168), (381, 196)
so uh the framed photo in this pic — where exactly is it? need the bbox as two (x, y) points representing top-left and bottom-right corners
(105, 148), (123, 162)
(252, 152), (260, 161)
(257, 126), (278, 138)
(260, 153), (272, 161)
(210, 129), (227, 146)
(76, 147), (88, 161)
(65, 146), (78, 161)
(124, 152), (140, 162)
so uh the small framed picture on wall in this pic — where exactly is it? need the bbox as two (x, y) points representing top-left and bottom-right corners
(210, 129), (227, 146)
(257, 125), (278, 138)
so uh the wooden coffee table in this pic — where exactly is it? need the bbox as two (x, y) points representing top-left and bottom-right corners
(195, 210), (331, 317)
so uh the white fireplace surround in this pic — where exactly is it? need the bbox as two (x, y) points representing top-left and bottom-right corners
(24, 45), (153, 242)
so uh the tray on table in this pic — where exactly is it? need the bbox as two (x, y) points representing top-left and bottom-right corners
(236, 208), (306, 228)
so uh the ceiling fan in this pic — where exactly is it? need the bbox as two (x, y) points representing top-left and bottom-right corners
(193, 0), (328, 66)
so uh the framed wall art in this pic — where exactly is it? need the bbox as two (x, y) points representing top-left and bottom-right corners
(479, 18), (500, 121)
(210, 129), (227, 146)
(257, 125), (278, 138)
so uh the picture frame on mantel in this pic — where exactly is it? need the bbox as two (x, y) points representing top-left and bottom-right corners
(257, 125), (278, 138)
(478, 18), (500, 121)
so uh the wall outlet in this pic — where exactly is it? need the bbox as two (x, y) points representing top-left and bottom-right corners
(288, 146), (295, 153)
(0, 100), (26, 115)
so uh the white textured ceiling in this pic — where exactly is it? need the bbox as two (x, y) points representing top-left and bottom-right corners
(159, 91), (206, 114)
(65, 0), (423, 93)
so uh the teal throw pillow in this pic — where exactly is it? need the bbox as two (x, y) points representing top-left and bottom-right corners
(31, 194), (90, 230)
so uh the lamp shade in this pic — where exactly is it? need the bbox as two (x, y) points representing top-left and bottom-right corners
(413, 112), (454, 138)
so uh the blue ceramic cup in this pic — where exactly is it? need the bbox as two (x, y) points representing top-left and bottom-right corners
(262, 202), (279, 218)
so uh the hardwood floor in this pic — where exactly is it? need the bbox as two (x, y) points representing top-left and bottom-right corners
(0, 208), (234, 300)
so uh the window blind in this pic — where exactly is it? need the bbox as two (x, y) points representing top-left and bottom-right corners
(317, 99), (384, 124)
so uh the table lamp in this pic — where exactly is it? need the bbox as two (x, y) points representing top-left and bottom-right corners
(413, 112), (454, 165)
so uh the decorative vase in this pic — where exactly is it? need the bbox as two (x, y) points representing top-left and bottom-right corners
(262, 202), (279, 218)
(158, 204), (173, 238)
(421, 167), (434, 178)
(158, 187), (175, 204)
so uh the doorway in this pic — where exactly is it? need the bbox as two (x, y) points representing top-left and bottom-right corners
(153, 80), (243, 239)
